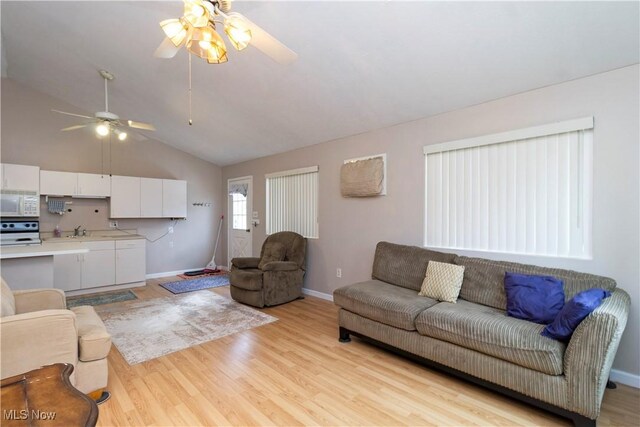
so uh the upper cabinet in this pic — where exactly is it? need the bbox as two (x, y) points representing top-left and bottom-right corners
(110, 176), (141, 218)
(111, 176), (187, 219)
(1, 163), (40, 192)
(40, 171), (110, 197)
(162, 179), (187, 218)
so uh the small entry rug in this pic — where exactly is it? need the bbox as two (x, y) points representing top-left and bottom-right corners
(160, 274), (229, 294)
(67, 290), (138, 308)
(95, 291), (277, 365)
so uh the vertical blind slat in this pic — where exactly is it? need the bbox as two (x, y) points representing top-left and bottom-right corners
(266, 170), (319, 238)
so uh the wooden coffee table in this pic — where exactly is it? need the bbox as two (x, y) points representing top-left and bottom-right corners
(1, 363), (98, 427)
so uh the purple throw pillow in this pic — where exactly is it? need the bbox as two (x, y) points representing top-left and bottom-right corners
(504, 272), (565, 324)
(542, 288), (611, 342)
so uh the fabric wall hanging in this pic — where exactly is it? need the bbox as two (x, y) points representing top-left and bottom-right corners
(341, 154), (386, 197)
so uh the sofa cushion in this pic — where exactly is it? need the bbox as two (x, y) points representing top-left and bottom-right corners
(334, 280), (438, 331)
(70, 306), (111, 362)
(230, 268), (263, 291)
(415, 299), (566, 375)
(455, 256), (617, 310)
(419, 261), (465, 303)
(258, 242), (286, 270)
(372, 242), (456, 291)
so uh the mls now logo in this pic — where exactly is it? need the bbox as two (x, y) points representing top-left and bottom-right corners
(3, 409), (56, 420)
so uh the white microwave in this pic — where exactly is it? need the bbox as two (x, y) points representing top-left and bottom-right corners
(0, 190), (39, 217)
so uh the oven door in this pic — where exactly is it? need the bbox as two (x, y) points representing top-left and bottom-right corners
(0, 194), (24, 216)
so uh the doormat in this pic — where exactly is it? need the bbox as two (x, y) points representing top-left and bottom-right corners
(160, 274), (229, 294)
(177, 270), (227, 280)
(95, 291), (277, 365)
(67, 290), (138, 308)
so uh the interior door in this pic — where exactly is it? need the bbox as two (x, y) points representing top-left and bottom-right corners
(228, 176), (252, 262)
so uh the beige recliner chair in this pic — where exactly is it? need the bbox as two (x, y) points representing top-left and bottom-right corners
(230, 231), (307, 308)
(0, 277), (111, 401)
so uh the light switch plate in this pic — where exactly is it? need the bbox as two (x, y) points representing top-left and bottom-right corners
(252, 211), (259, 219)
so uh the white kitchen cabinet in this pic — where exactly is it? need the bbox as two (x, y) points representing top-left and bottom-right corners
(162, 179), (187, 218)
(40, 170), (78, 196)
(115, 239), (146, 284)
(53, 253), (82, 291)
(41, 171), (110, 197)
(80, 241), (115, 288)
(77, 173), (110, 197)
(110, 175), (141, 218)
(1, 163), (40, 192)
(140, 178), (163, 217)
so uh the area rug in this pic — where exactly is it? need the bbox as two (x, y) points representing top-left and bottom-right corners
(67, 290), (138, 308)
(160, 274), (229, 294)
(95, 291), (277, 365)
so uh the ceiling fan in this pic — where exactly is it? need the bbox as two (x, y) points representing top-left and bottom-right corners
(154, 0), (297, 65)
(52, 70), (156, 141)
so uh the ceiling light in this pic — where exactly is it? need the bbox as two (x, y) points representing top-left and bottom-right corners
(160, 18), (189, 47)
(183, 0), (209, 28)
(224, 15), (251, 51)
(187, 25), (227, 63)
(96, 122), (109, 136)
(116, 130), (127, 141)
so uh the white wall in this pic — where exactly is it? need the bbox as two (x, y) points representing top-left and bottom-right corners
(1, 78), (224, 275)
(222, 65), (640, 380)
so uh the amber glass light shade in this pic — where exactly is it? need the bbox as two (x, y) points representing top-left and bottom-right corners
(160, 18), (189, 47)
(188, 25), (228, 63)
(224, 15), (251, 51)
(183, 0), (209, 28)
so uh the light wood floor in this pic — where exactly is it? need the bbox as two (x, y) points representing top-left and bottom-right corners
(95, 278), (639, 427)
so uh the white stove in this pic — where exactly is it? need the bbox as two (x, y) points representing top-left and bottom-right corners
(0, 219), (42, 246)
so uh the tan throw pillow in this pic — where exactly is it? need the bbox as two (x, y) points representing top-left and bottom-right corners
(258, 242), (286, 270)
(419, 261), (465, 303)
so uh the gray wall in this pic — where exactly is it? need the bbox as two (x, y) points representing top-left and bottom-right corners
(221, 65), (639, 378)
(1, 78), (224, 274)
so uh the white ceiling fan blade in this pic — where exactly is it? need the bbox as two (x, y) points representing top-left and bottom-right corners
(231, 13), (298, 65)
(125, 120), (156, 131)
(154, 37), (181, 59)
(52, 109), (93, 119)
(61, 124), (88, 132)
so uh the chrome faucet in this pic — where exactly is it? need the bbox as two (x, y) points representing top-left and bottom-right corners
(74, 225), (82, 237)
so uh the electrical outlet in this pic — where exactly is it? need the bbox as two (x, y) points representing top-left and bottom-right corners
(336, 268), (342, 278)
(168, 226), (174, 234)
(109, 221), (118, 228)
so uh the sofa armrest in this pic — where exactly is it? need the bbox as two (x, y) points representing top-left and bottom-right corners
(261, 261), (299, 272)
(13, 288), (67, 313)
(231, 257), (261, 269)
(0, 310), (78, 380)
(563, 288), (630, 419)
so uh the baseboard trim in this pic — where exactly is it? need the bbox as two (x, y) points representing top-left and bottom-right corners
(65, 282), (145, 297)
(610, 369), (640, 389)
(145, 268), (203, 279)
(302, 288), (333, 301)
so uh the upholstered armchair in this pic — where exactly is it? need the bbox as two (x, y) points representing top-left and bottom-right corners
(230, 231), (307, 308)
(0, 277), (111, 401)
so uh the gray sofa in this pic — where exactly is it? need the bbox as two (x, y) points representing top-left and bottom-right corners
(334, 242), (630, 427)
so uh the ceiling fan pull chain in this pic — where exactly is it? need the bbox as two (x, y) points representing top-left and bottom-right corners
(188, 53), (193, 125)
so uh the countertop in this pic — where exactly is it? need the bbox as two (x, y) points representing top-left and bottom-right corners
(0, 242), (89, 260)
(41, 234), (146, 243)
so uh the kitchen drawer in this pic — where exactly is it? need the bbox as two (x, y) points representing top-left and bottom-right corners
(83, 240), (115, 251)
(115, 239), (145, 250)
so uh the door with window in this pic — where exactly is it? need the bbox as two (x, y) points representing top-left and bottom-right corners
(228, 176), (253, 262)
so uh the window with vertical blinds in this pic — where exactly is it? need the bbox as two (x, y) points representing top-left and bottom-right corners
(424, 117), (593, 259)
(266, 166), (319, 238)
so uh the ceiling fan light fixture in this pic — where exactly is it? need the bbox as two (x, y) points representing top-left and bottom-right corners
(115, 129), (127, 141)
(96, 122), (110, 137)
(224, 16), (251, 51)
(188, 25), (227, 62)
(160, 18), (189, 47)
(183, 0), (210, 28)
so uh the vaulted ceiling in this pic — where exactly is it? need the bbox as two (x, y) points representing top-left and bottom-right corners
(2, 1), (638, 166)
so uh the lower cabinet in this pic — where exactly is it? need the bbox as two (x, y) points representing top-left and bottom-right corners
(53, 239), (145, 291)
